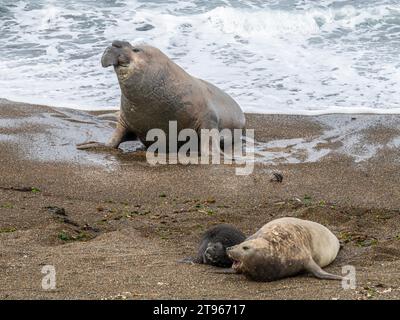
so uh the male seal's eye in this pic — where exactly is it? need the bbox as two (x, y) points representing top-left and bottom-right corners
(243, 246), (249, 250)
(132, 48), (141, 53)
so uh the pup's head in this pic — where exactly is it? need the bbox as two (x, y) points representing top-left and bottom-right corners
(203, 242), (231, 267)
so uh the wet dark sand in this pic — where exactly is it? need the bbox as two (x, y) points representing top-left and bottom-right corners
(0, 98), (399, 299)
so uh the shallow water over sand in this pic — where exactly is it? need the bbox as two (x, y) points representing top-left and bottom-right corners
(1, 100), (400, 168)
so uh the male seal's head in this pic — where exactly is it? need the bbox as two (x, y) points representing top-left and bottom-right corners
(101, 40), (166, 81)
(102, 40), (152, 69)
(100, 40), (177, 103)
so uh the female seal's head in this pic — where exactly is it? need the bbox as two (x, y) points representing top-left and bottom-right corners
(227, 240), (259, 272)
(227, 239), (283, 280)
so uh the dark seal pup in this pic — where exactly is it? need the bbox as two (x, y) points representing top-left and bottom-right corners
(226, 217), (342, 281)
(181, 224), (246, 268)
(77, 41), (246, 150)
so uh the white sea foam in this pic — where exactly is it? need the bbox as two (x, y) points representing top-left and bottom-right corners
(0, 0), (399, 114)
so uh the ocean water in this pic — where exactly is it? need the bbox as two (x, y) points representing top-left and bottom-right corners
(0, 0), (400, 114)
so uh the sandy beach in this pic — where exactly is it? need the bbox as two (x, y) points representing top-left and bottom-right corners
(0, 98), (399, 300)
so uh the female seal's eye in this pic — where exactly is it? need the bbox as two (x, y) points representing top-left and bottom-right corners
(243, 246), (249, 250)
(132, 48), (141, 53)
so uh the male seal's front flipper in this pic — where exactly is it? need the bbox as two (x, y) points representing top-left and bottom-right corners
(305, 259), (343, 281)
(77, 117), (134, 150)
(76, 141), (108, 150)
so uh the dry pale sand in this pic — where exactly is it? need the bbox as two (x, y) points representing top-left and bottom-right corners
(0, 98), (399, 300)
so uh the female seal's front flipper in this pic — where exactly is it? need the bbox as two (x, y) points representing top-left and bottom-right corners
(305, 259), (343, 281)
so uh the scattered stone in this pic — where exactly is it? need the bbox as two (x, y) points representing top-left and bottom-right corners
(82, 224), (100, 233)
(45, 206), (66, 216)
(102, 292), (135, 300)
(60, 217), (80, 227)
(198, 209), (215, 216)
(216, 205), (230, 208)
(270, 172), (283, 183)
(57, 229), (96, 242)
(205, 197), (216, 204)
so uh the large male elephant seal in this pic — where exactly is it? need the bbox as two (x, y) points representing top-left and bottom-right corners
(226, 217), (342, 282)
(77, 40), (245, 150)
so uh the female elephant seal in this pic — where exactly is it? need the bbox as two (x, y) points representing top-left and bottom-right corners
(77, 40), (245, 150)
(226, 217), (342, 281)
(180, 224), (246, 268)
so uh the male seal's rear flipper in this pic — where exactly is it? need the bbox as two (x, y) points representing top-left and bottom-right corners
(305, 259), (343, 281)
